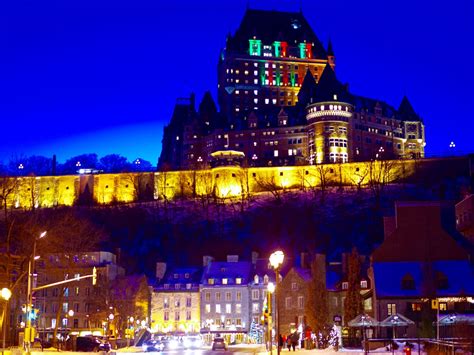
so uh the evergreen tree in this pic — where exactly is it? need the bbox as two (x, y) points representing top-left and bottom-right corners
(306, 255), (330, 348)
(343, 248), (363, 326)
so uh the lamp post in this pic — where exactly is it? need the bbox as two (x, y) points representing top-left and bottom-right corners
(269, 251), (284, 355)
(25, 231), (46, 354)
(267, 282), (275, 354)
(1, 288), (12, 355)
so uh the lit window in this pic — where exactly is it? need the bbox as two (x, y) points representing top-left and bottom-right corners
(360, 280), (368, 289)
(216, 304), (221, 313)
(387, 303), (396, 315)
(252, 303), (259, 313)
(222, 278), (228, 284)
(274, 150), (279, 157)
(208, 278), (214, 285)
(236, 304), (241, 314)
(254, 70), (258, 75)
(333, 94), (338, 100)
(245, 70), (249, 75)
(297, 296), (304, 309)
(254, 98), (258, 104)
(254, 90), (258, 95)
(254, 79), (258, 84)
(235, 90), (239, 94)
(272, 99), (277, 104)
(342, 282), (348, 290)
(291, 282), (298, 291)
(226, 304), (231, 313)
(265, 99), (270, 104)
(265, 63), (269, 68)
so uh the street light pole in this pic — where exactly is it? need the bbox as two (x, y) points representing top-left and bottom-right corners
(269, 251), (284, 355)
(1, 288), (12, 355)
(25, 231), (46, 354)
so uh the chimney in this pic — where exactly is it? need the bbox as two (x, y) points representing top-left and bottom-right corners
(383, 216), (396, 240)
(251, 251), (259, 264)
(300, 252), (311, 268)
(227, 255), (239, 262)
(203, 256), (214, 267)
(156, 262), (167, 280)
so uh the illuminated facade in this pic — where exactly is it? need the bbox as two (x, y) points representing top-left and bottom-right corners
(34, 252), (125, 335)
(158, 9), (426, 170)
(200, 256), (253, 344)
(151, 268), (201, 334)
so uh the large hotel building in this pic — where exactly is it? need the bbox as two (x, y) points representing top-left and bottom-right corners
(158, 9), (425, 170)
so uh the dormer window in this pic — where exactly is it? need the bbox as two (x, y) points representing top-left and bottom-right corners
(175, 284), (180, 290)
(208, 278), (215, 285)
(186, 283), (192, 290)
(236, 278), (242, 285)
(222, 278), (228, 285)
(185, 273), (190, 279)
(254, 275), (259, 284)
(164, 284), (169, 289)
(341, 282), (348, 290)
(263, 275), (269, 284)
(436, 272), (449, 290)
(401, 274), (415, 290)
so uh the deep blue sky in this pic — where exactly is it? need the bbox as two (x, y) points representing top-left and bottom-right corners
(1, 0), (473, 165)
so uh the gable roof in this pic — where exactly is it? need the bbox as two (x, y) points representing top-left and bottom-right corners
(372, 202), (469, 263)
(201, 261), (253, 286)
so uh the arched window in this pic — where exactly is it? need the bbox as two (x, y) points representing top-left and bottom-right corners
(254, 275), (259, 284)
(263, 275), (269, 284)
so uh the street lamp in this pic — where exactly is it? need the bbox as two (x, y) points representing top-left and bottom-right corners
(1, 288), (12, 354)
(269, 251), (284, 355)
(25, 231), (47, 354)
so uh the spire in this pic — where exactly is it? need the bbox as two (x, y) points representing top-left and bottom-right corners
(297, 69), (318, 106)
(327, 38), (334, 57)
(313, 63), (350, 103)
(398, 96), (421, 121)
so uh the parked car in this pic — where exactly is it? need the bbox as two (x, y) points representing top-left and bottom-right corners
(142, 338), (165, 352)
(212, 337), (227, 351)
(76, 336), (111, 352)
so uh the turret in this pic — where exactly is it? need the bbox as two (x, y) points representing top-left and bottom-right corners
(305, 64), (352, 164)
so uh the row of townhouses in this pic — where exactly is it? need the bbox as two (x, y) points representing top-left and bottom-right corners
(1, 199), (474, 346)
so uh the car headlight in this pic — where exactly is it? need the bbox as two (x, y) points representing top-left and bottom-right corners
(169, 340), (178, 349)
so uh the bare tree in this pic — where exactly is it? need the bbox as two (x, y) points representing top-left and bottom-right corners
(315, 164), (332, 203)
(0, 175), (18, 222)
(253, 172), (284, 204)
(349, 164), (370, 192)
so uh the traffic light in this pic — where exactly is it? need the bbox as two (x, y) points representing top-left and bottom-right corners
(92, 267), (97, 285)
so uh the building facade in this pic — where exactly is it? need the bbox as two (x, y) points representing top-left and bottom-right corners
(34, 251), (124, 336)
(200, 256), (252, 344)
(150, 267), (201, 334)
(371, 202), (474, 337)
(158, 9), (426, 171)
(455, 194), (474, 243)
(278, 267), (311, 336)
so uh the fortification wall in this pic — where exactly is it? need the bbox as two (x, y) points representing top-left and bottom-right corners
(1, 157), (469, 209)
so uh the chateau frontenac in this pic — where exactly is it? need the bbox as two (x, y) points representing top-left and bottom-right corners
(158, 9), (425, 170)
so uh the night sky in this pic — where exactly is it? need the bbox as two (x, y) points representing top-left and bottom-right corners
(1, 0), (473, 165)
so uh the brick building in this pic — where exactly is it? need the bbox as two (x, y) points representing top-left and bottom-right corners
(455, 194), (474, 243)
(371, 202), (474, 337)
